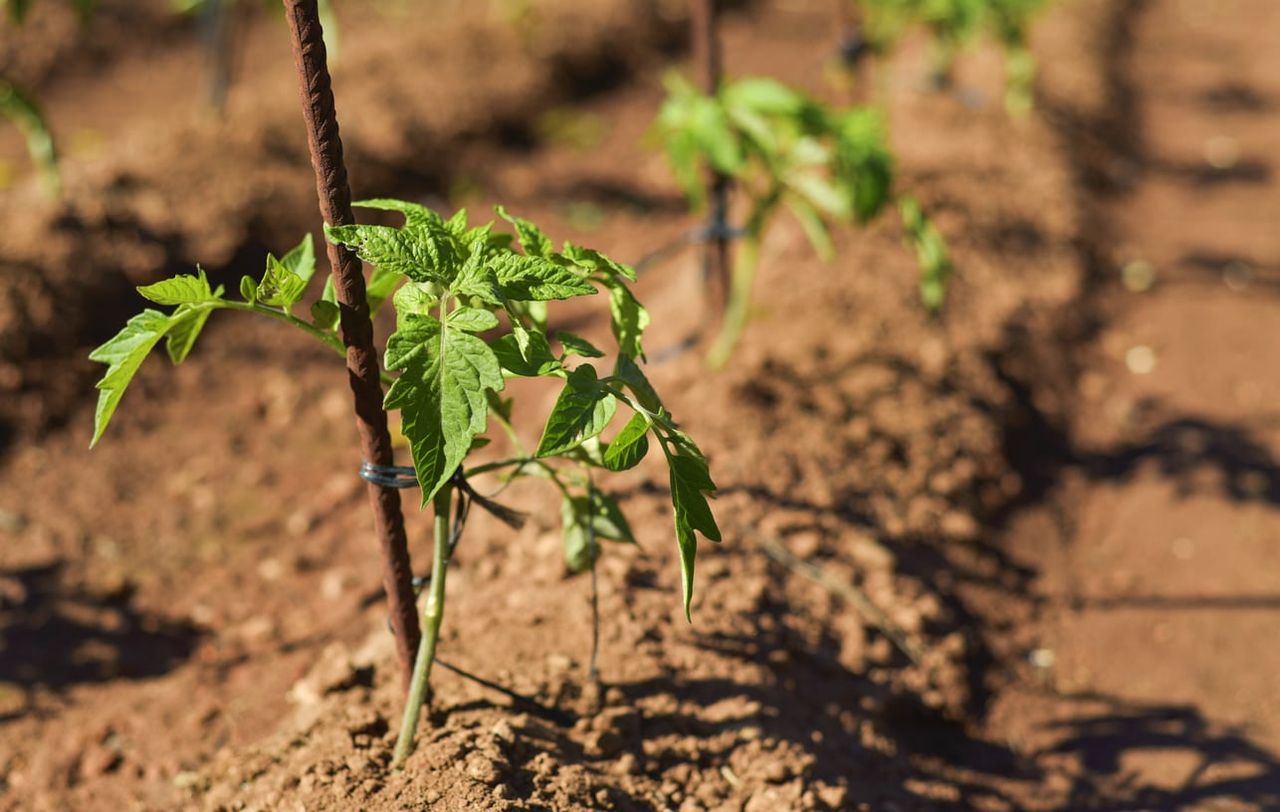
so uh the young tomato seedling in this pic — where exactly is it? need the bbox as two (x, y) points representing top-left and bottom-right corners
(841, 0), (1046, 114)
(89, 200), (721, 766)
(653, 74), (951, 367)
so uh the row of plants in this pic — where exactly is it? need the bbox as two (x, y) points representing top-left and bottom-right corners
(81, 0), (1044, 769)
(838, 0), (1047, 114)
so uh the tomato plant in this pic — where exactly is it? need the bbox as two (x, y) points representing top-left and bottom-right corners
(89, 201), (720, 764)
(654, 73), (951, 366)
(844, 0), (1046, 114)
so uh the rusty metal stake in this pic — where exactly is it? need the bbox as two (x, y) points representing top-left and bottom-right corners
(282, 0), (420, 690)
(691, 0), (731, 316)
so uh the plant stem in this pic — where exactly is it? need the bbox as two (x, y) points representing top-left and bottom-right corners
(282, 0), (420, 690)
(703, 186), (778, 369)
(393, 486), (453, 767)
(705, 234), (760, 370)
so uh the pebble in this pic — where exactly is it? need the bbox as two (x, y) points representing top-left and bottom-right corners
(1125, 345), (1156, 375)
(1121, 259), (1156, 292)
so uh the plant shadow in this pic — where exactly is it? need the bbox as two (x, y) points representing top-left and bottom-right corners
(0, 560), (202, 723)
(1039, 694), (1280, 810)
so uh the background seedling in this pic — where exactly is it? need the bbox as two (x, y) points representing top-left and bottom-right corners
(841, 0), (1046, 114)
(0, 79), (59, 196)
(653, 73), (952, 366)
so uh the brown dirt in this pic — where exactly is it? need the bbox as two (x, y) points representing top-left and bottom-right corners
(1, 0), (1277, 810)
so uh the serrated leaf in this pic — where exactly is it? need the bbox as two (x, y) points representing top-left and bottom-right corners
(603, 412), (650, 471)
(536, 365), (617, 457)
(325, 221), (456, 285)
(666, 446), (721, 619)
(138, 270), (216, 306)
(495, 205), (553, 257)
(447, 307), (500, 333)
(487, 253), (596, 302)
(88, 310), (175, 446)
(384, 313), (505, 503)
(556, 331), (604, 358)
(443, 208), (468, 235)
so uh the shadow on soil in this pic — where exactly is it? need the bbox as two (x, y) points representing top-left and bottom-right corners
(0, 561), (202, 722)
(1041, 694), (1280, 810)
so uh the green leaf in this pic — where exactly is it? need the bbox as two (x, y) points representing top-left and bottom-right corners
(536, 365), (617, 457)
(353, 198), (444, 229)
(88, 310), (176, 446)
(487, 253), (596, 302)
(311, 299), (340, 329)
(492, 327), (561, 377)
(367, 265), (403, 313)
(603, 412), (650, 471)
(689, 96), (743, 176)
(603, 279), (649, 360)
(239, 275), (258, 303)
(165, 289), (221, 364)
(325, 220), (456, 285)
(446, 307), (500, 333)
(665, 445), (720, 619)
(384, 313), (505, 503)
(900, 197), (952, 312)
(833, 109), (894, 223)
(495, 205), (553, 257)
(785, 195), (835, 261)
(614, 352), (662, 412)
(787, 172), (850, 221)
(721, 77), (805, 117)
(137, 270), (216, 306)
(556, 331), (604, 358)
(279, 233), (317, 283)
(559, 243), (637, 282)
(561, 490), (638, 572)
(0, 79), (59, 195)
(256, 234), (318, 310)
(443, 208), (468, 235)
(257, 256), (308, 310)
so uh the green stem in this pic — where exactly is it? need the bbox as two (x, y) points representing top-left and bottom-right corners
(393, 485), (452, 767)
(703, 184), (778, 370)
(705, 235), (761, 370)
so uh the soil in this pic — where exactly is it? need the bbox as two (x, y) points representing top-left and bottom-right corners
(1, 0), (1278, 810)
